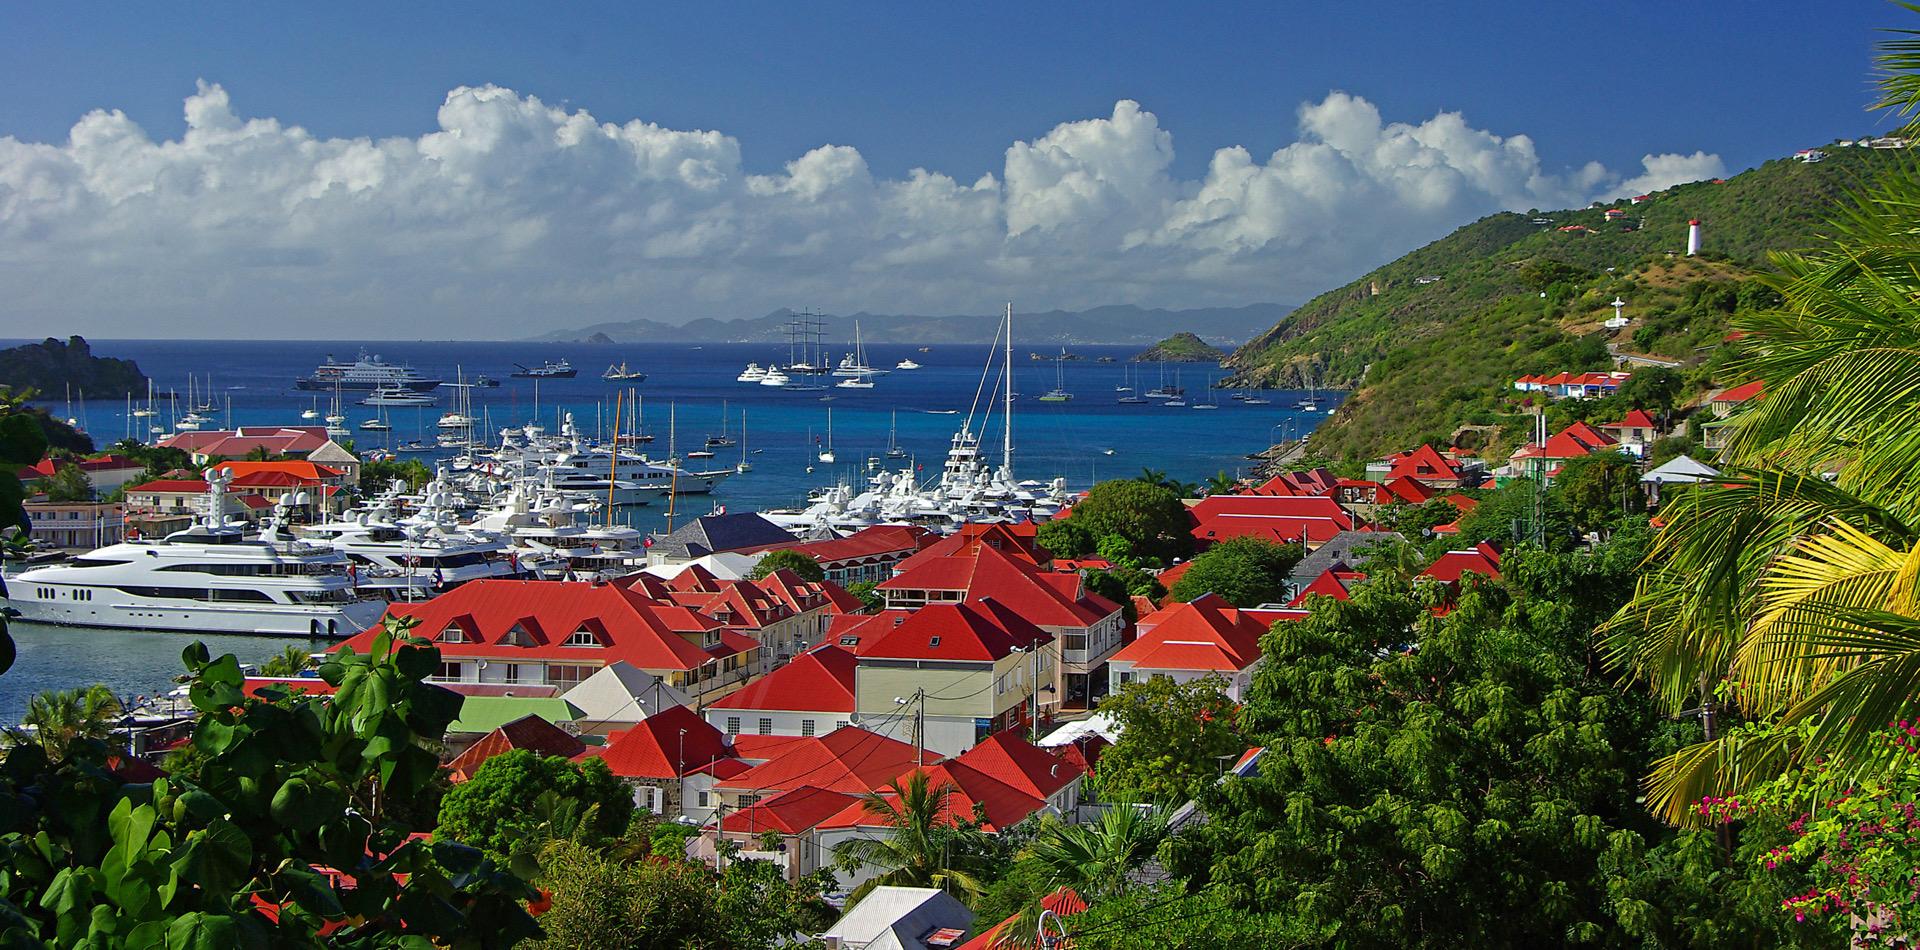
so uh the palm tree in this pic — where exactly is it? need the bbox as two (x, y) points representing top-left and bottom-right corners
(1205, 471), (1239, 497)
(8, 684), (124, 762)
(833, 772), (989, 904)
(1606, 24), (1920, 823)
(259, 645), (313, 678)
(1024, 803), (1168, 899)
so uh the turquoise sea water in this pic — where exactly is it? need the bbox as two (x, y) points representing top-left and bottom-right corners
(2, 338), (1338, 721)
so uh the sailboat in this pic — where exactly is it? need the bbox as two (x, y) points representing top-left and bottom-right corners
(886, 409), (908, 459)
(301, 396), (320, 420)
(131, 379), (157, 419)
(1296, 364), (1321, 411)
(833, 321), (886, 377)
(1144, 362), (1182, 400)
(817, 408), (836, 463)
(735, 410), (753, 473)
(1163, 370), (1188, 407)
(687, 405), (719, 460)
(1038, 358), (1073, 402)
(1117, 364), (1147, 404)
(704, 401), (737, 449)
(1191, 376), (1221, 410)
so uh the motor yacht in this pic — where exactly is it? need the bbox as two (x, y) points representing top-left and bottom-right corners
(7, 472), (386, 637)
(737, 363), (768, 383)
(361, 388), (438, 407)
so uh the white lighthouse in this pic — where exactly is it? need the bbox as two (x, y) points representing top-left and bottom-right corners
(1686, 218), (1702, 256)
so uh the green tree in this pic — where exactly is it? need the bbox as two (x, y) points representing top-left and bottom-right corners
(436, 748), (635, 865)
(1205, 471), (1238, 496)
(833, 771), (994, 904)
(1036, 517), (1097, 559)
(528, 839), (834, 950)
(846, 580), (883, 612)
(1618, 366), (1686, 419)
(1024, 804), (1167, 900)
(748, 548), (825, 582)
(1453, 478), (1577, 551)
(1606, 23), (1920, 823)
(259, 644), (314, 678)
(1550, 450), (1644, 536)
(32, 462), (93, 503)
(0, 622), (541, 946)
(1166, 537), (1301, 607)
(1090, 676), (1243, 804)
(360, 458), (434, 491)
(5, 684), (123, 762)
(1378, 498), (1462, 537)
(1066, 480), (1194, 565)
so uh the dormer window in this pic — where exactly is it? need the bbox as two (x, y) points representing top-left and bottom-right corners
(839, 635), (860, 647)
(438, 622), (467, 644)
(501, 622), (535, 647)
(929, 636), (941, 648)
(565, 625), (602, 647)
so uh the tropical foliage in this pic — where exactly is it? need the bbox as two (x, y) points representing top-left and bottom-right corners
(1165, 536), (1301, 607)
(0, 621), (540, 947)
(1088, 676), (1243, 804)
(5, 684), (124, 762)
(832, 772), (996, 904)
(436, 749), (635, 865)
(747, 548), (825, 582)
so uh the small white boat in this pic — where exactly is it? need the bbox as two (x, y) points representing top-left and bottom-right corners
(359, 418), (391, 431)
(300, 408), (320, 420)
(360, 387), (437, 407)
(818, 408), (836, 463)
(837, 377), (874, 389)
(437, 412), (473, 430)
(895, 358), (922, 370)
(759, 367), (791, 387)
(737, 363), (767, 383)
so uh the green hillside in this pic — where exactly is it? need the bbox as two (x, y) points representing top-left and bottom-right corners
(1133, 332), (1225, 362)
(1224, 145), (1901, 461)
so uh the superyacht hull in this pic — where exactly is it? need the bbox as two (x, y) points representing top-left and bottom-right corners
(8, 595), (386, 638)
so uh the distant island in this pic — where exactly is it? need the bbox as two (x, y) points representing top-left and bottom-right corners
(534, 302), (1293, 347)
(1132, 332), (1225, 363)
(0, 336), (147, 399)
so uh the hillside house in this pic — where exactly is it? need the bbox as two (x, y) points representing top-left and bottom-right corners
(1107, 594), (1270, 700)
(851, 602), (1055, 756)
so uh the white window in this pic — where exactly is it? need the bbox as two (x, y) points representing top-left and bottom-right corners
(565, 626), (601, 647)
(725, 717), (741, 735)
(438, 623), (466, 643)
(698, 790), (710, 808)
(801, 720), (816, 737)
(502, 622), (535, 646)
(835, 721), (850, 731)
(758, 718), (773, 735)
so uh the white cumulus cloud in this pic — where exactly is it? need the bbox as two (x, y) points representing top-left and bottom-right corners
(0, 83), (1721, 338)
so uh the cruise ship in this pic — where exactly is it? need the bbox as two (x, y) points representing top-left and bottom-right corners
(296, 351), (442, 393)
(7, 473), (387, 637)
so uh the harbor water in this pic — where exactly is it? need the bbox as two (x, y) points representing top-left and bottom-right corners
(3, 338), (1338, 722)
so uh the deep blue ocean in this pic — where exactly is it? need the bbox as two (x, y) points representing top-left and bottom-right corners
(3, 338), (1338, 721)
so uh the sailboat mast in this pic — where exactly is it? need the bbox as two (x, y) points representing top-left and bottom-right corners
(1003, 302), (1014, 476)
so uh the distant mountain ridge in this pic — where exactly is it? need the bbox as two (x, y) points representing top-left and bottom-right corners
(533, 303), (1293, 347)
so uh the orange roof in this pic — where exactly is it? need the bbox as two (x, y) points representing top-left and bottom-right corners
(212, 460), (345, 481)
(340, 579), (730, 674)
(581, 705), (733, 779)
(706, 645), (857, 713)
(822, 760), (1048, 832)
(1111, 594), (1267, 673)
(880, 545), (1117, 628)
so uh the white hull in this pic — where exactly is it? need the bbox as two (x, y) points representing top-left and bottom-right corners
(8, 594), (385, 638)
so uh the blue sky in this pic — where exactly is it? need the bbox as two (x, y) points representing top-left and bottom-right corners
(0, 1), (1897, 338)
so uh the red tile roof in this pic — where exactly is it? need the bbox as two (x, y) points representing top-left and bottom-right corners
(1421, 543), (1503, 584)
(714, 727), (931, 795)
(127, 478), (213, 495)
(822, 761), (1047, 832)
(340, 579), (730, 674)
(895, 522), (1048, 573)
(1287, 569), (1366, 607)
(1384, 477), (1436, 504)
(747, 524), (935, 565)
(20, 455), (142, 479)
(861, 602), (1052, 663)
(1604, 409), (1660, 430)
(881, 545), (1117, 628)
(447, 714), (587, 783)
(952, 732), (1082, 800)
(706, 645), (858, 713)
(1110, 594), (1267, 673)
(719, 785), (863, 835)
(161, 427), (333, 458)
(1382, 444), (1465, 483)
(817, 610), (912, 654)
(1716, 379), (1765, 403)
(581, 705), (733, 779)
(212, 460), (345, 482)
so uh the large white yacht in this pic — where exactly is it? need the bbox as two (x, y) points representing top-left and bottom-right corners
(297, 351), (442, 393)
(295, 484), (528, 599)
(7, 472), (387, 637)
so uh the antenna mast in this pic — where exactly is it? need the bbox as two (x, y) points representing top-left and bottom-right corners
(1003, 302), (1014, 476)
